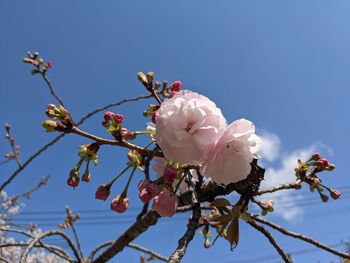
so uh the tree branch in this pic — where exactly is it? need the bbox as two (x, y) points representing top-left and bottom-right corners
(253, 215), (350, 260)
(168, 203), (201, 263)
(246, 219), (292, 263)
(256, 180), (301, 196)
(19, 230), (83, 263)
(92, 211), (160, 263)
(127, 243), (168, 262)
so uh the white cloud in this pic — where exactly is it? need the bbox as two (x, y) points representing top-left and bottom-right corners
(259, 131), (281, 162)
(257, 131), (321, 221)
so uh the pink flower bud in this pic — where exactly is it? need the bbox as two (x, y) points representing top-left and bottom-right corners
(138, 179), (151, 191)
(163, 167), (177, 184)
(114, 114), (124, 123)
(82, 170), (91, 182)
(47, 104), (56, 110)
(139, 188), (152, 204)
(138, 180), (160, 204)
(311, 152), (321, 161)
(152, 190), (177, 217)
(110, 195), (129, 213)
(330, 189), (341, 200)
(318, 158), (330, 167)
(47, 61), (53, 68)
(320, 193), (329, 203)
(67, 171), (80, 188)
(95, 184), (111, 201)
(170, 80), (182, 93)
(104, 111), (115, 121)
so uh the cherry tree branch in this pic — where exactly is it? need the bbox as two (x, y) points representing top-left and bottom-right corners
(168, 203), (201, 263)
(70, 126), (162, 157)
(256, 180), (302, 196)
(92, 211), (160, 263)
(0, 93), (153, 192)
(246, 219), (292, 263)
(19, 230), (83, 263)
(252, 215), (350, 259)
(87, 241), (168, 262)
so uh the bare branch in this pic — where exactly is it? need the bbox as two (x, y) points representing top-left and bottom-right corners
(4, 123), (22, 168)
(0, 94), (152, 192)
(253, 215), (350, 260)
(256, 180), (301, 196)
(168, 203), (201, 263)
(0, 134), (64, 193)
(87, 241), (168, 262)
(19, 230), (83, 263)
(246, 219), (292, 263)
(127, 243), (168, 262)
(70, 126), (162, 157)
(40, 73), (67, 111)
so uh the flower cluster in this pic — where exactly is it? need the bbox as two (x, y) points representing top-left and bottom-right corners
(155, 90), (261, 185)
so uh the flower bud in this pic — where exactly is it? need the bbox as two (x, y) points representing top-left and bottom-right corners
(104, 111), (115, 121)
(82, 170), (91, 182)
(163, 167), (177, 184)
(151, 111), (157, 124)
(110, 195), (129, 213)
(170, 80), (182, 93)
(113, 114), (124, 123)
(137, 72), (148, 86)
(311, 152), (321, 161)
(42, 120), (58, 132)
(67, 170), (80, 188)
(330, 189), (341, 200)
(318, 158), (330, 167)
(95, 184), (111, 201)
(320, 193), (329, 203)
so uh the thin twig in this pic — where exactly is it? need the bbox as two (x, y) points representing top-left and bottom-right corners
(252, 215), (350, 259)
(127, 243), (168, 262)
(86, 241), (168, 262)
(0, 134), (64, 193)
(256, 180), (301, 196)
(40, 73), (66, 110)
(70, 126), (162, 157)
(4, 123), (22, 168)
(0, 242), (73, 262)
(0, 94), (152, 192)
(71, 223), (84, 260)
(19, 230), (83, 263)
(246, 219), (292, 263)
(168, 203), (201, 263)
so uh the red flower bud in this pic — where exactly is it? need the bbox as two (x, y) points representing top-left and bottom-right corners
(311, 152), (321, 161)
(320, 193), (329, 203)
(163, 167), (177, 184)
(318, 158), (330, 167)
(110, 195), (129, 213)
(95, 184), (111, 201)
(170, 80), (182, 93)
(104, 111), (115, 121)
(67, 171), (80, 188)
(114, 114), (124, 123)
(330, 189), (341, 200)
(82, 170), (91, 182)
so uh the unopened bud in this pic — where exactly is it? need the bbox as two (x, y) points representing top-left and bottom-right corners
(137, 72), (148, 86)
(330, 189), (341, 200)
(95, 184), (111, 201)
(110, 195), (129, 213)
(320, 193), (329, 203)
(67, 170), (80, 188)
(82, 170), (91, 182)
(42, 120), (58, 132)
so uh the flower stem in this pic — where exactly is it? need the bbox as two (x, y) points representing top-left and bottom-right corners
(107, 165), (131, 186)
(121, 166), (137, 197)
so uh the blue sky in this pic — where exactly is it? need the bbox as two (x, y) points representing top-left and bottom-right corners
(1, 1), (350, 262)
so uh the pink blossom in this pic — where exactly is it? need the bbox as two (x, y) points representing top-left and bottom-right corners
(155, 90), (226, 164)
(152, 157), (166, 178)
(201, 119), (261, 185)
(110, 195), (129, 213)
(152, 190), (177, 217)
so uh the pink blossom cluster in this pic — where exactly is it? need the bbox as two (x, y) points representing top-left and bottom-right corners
(155, 90), (261, 185)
